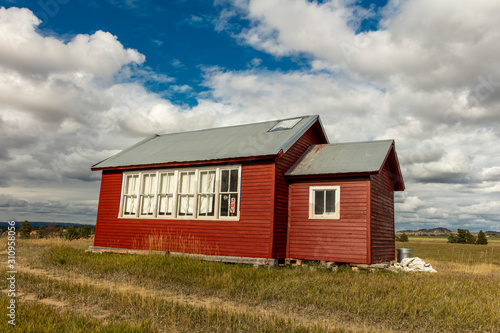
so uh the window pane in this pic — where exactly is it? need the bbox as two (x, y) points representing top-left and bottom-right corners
(220, 193), (238, 217)
(180, 173), (188, 193)
(314, 190), (324, 215)
(142, 174), (156, 194)
(220, 170), (229, 192)
(123, 195), (136, 215)
(158, 195), (172, 215)
(199, 195), (207, 215)
(159, 173), (174, 194)
(199, 194), (215, 216)
(200, 171), (215, 193)
(141, 196), (154, 215)
(187, 196), (194, 214)
(325, 190), (336, 213)
(178, 195), (194, 216)
(229, 193), (238, 216)
(229, 169), (238, 192)
(125, 175), (138, 194)
(220, 193), (229, 216)
(179, 172), (195, 194)
(159, 175), (167, 193)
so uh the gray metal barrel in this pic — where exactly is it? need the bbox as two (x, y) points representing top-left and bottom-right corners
(397, 248), (413, 263)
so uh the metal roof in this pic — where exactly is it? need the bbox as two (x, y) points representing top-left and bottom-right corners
(92, 115), (325, 169)
(285, 140), (395, 176)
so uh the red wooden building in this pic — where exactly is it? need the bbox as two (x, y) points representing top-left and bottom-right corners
(91, 115), (404, 265)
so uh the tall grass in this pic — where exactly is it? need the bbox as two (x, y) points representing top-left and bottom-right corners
(140, 230), (220, 256)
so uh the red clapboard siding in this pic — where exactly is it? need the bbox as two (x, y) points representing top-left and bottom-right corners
(287, 178), (370, 263)
(94, 161), (275, 258)
(273, 126), (324, 258)
(370, 162), (396, 263)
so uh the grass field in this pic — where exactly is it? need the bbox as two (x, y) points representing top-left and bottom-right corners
(1, 236), (499, 332)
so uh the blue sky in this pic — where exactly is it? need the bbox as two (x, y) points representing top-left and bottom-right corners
(1, 0), (499, 232)
(34, 0), (313, 105)
(29, 0), (388, 105)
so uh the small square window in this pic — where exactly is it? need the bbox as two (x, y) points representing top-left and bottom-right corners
(309, 186), (340, 219)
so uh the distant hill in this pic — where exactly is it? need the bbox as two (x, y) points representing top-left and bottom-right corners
(397, 227), (452, 236)
(397, 227), (499, 236)
(0, 221), (94, 228)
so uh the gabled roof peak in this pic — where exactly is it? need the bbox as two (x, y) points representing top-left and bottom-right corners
(285, 139), (405, 191)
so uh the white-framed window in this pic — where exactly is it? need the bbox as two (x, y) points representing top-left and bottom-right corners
(157, 172), (175, 217)
(198, 170), (216, 217)
(122, 174), (139, 216)
(119, 165), (241, 220)
(178, 171), (195, 217)
(139, 173), (156, 216)
(309, 186), (340, 219)
(219, 168), (239, 217)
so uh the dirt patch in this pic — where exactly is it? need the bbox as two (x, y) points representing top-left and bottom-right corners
(1, 289), (67, 309)
(1, 288), (114, 322)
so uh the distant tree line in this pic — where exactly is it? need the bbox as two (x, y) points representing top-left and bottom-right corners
(0, 220), (94, 241)
(395, 229), (489, 245)
(448, 229), (488, 245)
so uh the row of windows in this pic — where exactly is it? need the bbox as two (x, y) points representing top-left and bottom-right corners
(120, 166), (241, 220)
(119, 166), (340, 220)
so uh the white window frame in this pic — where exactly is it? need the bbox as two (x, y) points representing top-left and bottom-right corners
(177, 170), (196, 218)
(139, 172), (157, 217)
(157, 171), (176, 218)
(309, 186), (340, 219)
(197, 170), (217, 218)
(218, 167), (240, 218)
(118, 165), (241, 221)
(121, 173), (140, 217)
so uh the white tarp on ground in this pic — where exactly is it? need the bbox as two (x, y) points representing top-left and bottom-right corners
(394, 257), (437, 273)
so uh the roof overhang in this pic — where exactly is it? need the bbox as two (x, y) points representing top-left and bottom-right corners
(91, 154), (278, 172)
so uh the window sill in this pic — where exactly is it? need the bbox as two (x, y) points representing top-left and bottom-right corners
(309, 214), (340, 220)
(118, 215), (240, 222)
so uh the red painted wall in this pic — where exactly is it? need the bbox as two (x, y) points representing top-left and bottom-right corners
(370, 162), (396, 263)
(94, 160), (275, 258)
(273, 127), (324, 258)
(287, 178), (371, 263)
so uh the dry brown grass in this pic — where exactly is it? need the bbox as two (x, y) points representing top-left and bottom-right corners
(2, 235), (499, 332)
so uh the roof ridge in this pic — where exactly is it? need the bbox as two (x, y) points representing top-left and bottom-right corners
(322, 139), (394, 146)
(157, 115), (317, 137)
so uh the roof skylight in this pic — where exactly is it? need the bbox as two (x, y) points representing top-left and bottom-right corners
(268, 117), (303, 132)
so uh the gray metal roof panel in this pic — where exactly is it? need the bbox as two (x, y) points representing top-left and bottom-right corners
(285, 140), (394, 176)
(92, 115), (319, 169)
